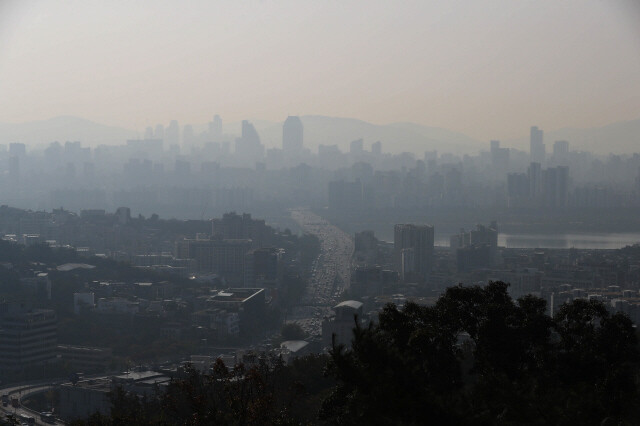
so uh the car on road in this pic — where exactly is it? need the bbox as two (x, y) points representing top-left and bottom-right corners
(40, 412), (56, 424)
(18, 413), (35, 425)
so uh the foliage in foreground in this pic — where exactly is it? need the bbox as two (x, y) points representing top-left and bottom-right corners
(321, 281), (640, 425)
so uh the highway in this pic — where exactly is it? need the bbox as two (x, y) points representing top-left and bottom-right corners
(290, 208), (354, 336)
(0, 381), (64, 425)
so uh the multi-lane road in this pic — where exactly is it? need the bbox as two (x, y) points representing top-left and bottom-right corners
(289, 208), (354, 336)
(0, 381), (64, 425)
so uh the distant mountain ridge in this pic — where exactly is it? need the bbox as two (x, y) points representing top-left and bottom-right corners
(1, 115), (638, 155)
(255, 115), (481, 154)
(0, 116), (138, 147)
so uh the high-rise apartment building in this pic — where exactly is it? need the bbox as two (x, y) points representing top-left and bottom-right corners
(530, 126), (545, 164)
(393, 224), (434, 280)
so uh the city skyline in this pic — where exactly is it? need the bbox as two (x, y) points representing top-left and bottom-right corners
(1, 1), (639, 143)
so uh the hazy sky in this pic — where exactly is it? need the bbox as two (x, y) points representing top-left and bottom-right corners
(1, 0), (639, 140)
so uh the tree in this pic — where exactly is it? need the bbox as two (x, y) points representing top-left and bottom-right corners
(321, 281), (640, 425)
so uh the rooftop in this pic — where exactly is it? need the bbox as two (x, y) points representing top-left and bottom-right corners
(57, 263), (95, 272)
(281, 340), (309, 353)
(211, 288), (264, 303)
(334, 300), (363, 311)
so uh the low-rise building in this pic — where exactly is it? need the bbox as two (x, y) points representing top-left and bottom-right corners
(322, 300), (365, 350)
(58, 344), (112, 372)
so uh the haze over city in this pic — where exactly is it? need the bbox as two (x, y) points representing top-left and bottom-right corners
(1, 0), (640, 144)
(1, 1), (640, 425)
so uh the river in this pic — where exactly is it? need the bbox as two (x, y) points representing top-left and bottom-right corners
(435, 232), (640, 249)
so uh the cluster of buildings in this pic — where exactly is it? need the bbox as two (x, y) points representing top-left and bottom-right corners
(347, 219), (640, 330)
(327, 126), (640, 224)
(175, 212), (283, 288)
(0, 278), (269, 379)
(0, 208), (292, 289)
(4, 117), (640, 227)
(72, 279), (267, 339)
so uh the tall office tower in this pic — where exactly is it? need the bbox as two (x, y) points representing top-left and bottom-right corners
(166, 120), (180, 146)
(393, 224), (434, 280)
(528, 162), (542, 198)
(154, 124), (165, 140)
(282, 116), (303, 155)
(209, 115), (223, 139)
(530, 126), (545, 164)
(371, 141), (382, 155)
(144, 127), (154, 139)
(235, 120), (264, 164)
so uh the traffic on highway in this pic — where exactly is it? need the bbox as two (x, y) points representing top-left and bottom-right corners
(290, 208), (354, 336)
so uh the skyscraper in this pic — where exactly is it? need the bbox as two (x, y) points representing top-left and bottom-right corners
(282, 116), (303, 155)
(235, 120), (264, 165)
(394, 224), (434, 280)
(530, 126), (545, 164)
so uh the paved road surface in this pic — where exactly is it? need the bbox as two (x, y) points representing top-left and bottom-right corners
(0, 382), (64, 425)
(290, 208), (354, 336)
